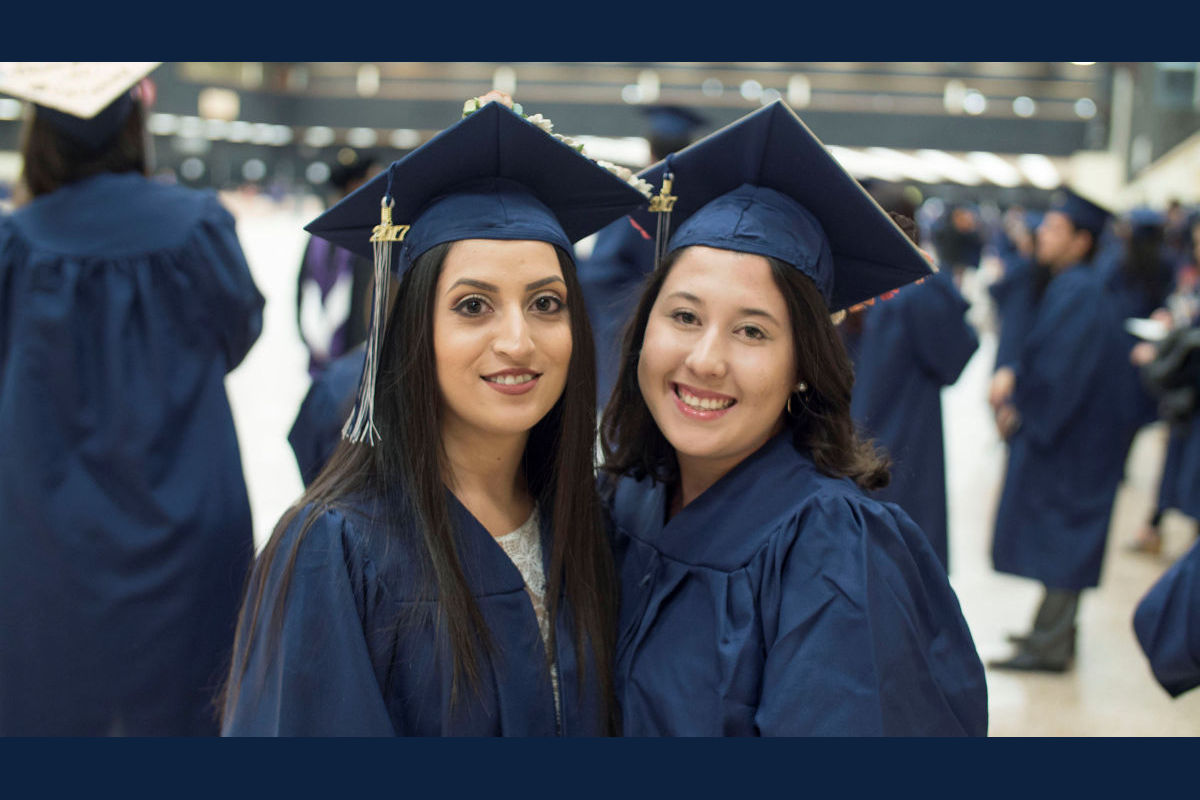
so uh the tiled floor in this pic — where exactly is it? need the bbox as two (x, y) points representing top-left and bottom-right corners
(225, 199), (1200, 736)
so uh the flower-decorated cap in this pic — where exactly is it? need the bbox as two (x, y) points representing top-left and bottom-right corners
(0, 62), (160, 152)
(632, 100), (933, 312)
(1048, 187), (1112, 239)
(304, 97), (653, 445)
(305, 99), (652, 276)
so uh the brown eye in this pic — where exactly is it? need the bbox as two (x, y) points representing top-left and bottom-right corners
(672, 310), (699, 325)
(531, 294), (564, 313)
(453, 295), (491, 316)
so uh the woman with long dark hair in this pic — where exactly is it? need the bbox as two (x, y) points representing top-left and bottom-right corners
(599, 101), (988, 736)
(220, 95), (650, 736)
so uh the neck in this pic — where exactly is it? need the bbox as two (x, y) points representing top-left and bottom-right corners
(440, 422), (532, 533)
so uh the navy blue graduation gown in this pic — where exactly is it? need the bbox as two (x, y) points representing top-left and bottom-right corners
(848, 270), (979, 570)
(1099, 256), (1176, 435)
(606, 432), (988, 736)
(1133, 539), (1200, 697)
(577, 216), (654, 404)
(0, 172), (263, 735)
(221, 490), (604, 736)
(1158, 420), (1200, 521)
(991, 265), (1135, 590)
(988, 257), (1039, 372)
(287, 344), (365, 486)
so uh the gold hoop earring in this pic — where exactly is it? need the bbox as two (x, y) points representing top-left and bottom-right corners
(786, 394), (794, 416)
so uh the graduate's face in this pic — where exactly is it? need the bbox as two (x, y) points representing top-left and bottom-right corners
(433, 239), (572, 442)
(1035, 211), (1090, 270)
(638, 246), (796, 474)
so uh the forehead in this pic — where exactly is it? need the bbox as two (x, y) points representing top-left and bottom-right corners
(439, 239), (562, 284)
(1039, 211), (1075, 232)
(662, 246), (786, 311)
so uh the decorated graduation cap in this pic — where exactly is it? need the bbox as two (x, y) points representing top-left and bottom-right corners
(1048, 187), (1112, 238)
(305, 97), (653, 444)
(0, 62), (160, 152)
(632, 100), (933, 313)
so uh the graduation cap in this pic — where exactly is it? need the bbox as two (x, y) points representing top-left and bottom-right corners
(632, 100), (933, 313)
(1125, 205), (1166, 231)
(304, 98), (652, 444)
(640, 105), (707, 139)
(1048, 187), (1112, 238)
(0, 62), (160, 152)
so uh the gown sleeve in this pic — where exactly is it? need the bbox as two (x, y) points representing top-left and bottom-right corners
(221, 507), (397, 735)
(755, 495), (988, 736)
(1133, 540), (1200, 698)
(187, 194), (265, 372)
(989, 258), (1035, 372)
(903, 272), (979, 386)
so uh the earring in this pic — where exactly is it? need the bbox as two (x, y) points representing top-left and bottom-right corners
(796, 381), (808, 393)
(786, 394), (794, 416)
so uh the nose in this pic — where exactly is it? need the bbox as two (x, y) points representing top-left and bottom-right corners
(683, 326), (727, 380)
(492, 305), (535, 361)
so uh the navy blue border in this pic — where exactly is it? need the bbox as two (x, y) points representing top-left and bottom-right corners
(4, 2), (1196, 59)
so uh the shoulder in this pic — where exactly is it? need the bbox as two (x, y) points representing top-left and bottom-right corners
(767, 480), (938, 583)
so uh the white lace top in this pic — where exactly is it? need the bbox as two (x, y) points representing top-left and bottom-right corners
(494, 507), (560, 724)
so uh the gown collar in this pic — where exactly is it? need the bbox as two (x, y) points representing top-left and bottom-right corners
(614, 431), (834, 571)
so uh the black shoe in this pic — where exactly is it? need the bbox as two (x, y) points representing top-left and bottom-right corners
(987, 649), (1072, 673)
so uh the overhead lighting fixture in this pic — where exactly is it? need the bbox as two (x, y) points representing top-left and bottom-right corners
(305, 162), (331, 184)
(740, 79), (764, 101)
(701, 78), (724, 98)
(637, 70), (660, 103)
(493, 66), (516, 95)
(0, 98), (23, 120)
(304, 126), (336, 148)
(146, 113), (179, 136)
(1016, 154), (1061, 189)
(963, 90), (987, 116)
(1012, 96), (1037, 118)
(357, 64), (380, 97)
(916, 149), (984, 186)
(966, 151), (1022, 187)
(943, 80), (966, 114)
(347, 127), (378, 148)
(228, 120), (253, 143)
(390, 128), (421, 149)
(787, 75), (811, 108)
(1074, 98), (1097, 119)
(866, 147), (943, 185)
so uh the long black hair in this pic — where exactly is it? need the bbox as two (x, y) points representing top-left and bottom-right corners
(601, 247), (890, 492)
(221, 241), (619, 732)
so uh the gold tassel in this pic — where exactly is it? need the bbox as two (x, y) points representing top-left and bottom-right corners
(341, 197), (409, 445)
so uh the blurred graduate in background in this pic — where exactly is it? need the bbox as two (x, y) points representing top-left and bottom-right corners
(0, 63), (264, 735)
(843, 180), (979, 571)
(987, 189), (1140, 673)
(295, 148), (381, 379)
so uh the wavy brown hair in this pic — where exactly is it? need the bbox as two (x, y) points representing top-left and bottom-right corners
(221, 241), (619, 733)
(600, 247), (890, 492)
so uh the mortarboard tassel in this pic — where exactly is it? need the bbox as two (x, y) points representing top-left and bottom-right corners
(342, 191), (409, 445)
(649, 157), (677, 270)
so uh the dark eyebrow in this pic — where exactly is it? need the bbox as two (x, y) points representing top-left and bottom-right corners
(448, 276), (565, 293)
(448, 278), (499, 293)
(525, 276), (566, 291)
(738, 307), (781, 325)
(667, 291), (780, 325)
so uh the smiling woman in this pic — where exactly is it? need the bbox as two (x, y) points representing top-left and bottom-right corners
(599, 100), (989, 736)
(218, 96), (650, 736)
